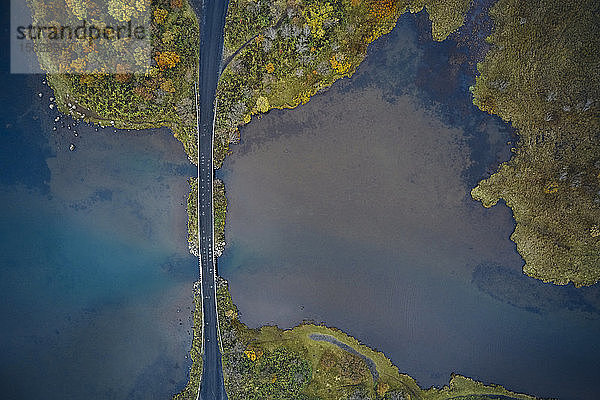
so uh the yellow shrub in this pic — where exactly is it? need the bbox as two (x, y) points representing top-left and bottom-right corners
(544, 181), (559, 194)
(154, 8), (168, 24)
(303, 2), (334, 39)
(255, 96), (270, 113)
(155, 51), (180, 69)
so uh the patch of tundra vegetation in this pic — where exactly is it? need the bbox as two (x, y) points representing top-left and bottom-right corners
(213, 179), (228, 256)
(208, 278), (539, 400)
(30, 0), (201, 162)
(187, 178), (199, 256)
(213, 0), (472, 167)
(471, 0), (600, 286)
(187, 178), (227, 257)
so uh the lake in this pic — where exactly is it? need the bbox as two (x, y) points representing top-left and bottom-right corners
(0, 69), (198, 399)
(217, 10), (600, 400)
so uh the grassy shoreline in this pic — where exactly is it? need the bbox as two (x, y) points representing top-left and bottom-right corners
(216, 278), (538, 400)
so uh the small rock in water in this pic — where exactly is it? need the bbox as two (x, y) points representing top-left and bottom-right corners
(49, 104), (54, 109)
(38, 93), (43, 98)
(69, 143), (76, 151)
(74, 132), (78, 137)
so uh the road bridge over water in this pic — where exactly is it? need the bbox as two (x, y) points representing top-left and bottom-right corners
(189, 0), (229, 398)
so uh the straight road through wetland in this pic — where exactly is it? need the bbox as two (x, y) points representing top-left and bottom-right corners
(190, 0), (229, 398)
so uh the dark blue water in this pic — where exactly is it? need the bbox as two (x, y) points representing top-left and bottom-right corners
(0, 8), (199, 396)
(217, 7), (600, 400)
(0, 77), (197, 400)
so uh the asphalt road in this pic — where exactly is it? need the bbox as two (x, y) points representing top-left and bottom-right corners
(189, 0), (229, 398)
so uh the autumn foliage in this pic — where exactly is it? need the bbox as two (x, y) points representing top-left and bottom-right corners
(155, 51), (181, 68)
(368, 0), (399, 20)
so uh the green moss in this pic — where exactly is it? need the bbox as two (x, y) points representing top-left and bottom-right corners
(471, 0), (600, 286)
